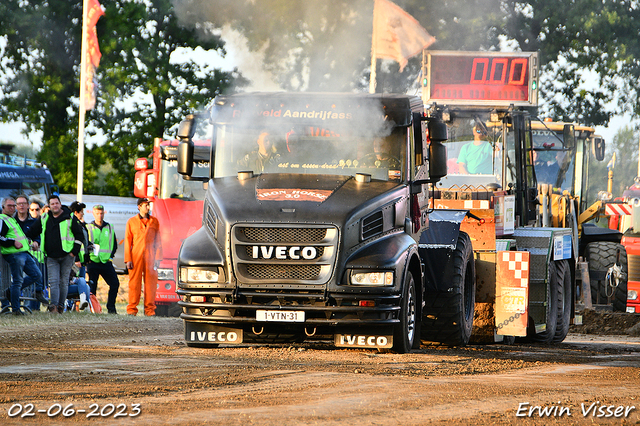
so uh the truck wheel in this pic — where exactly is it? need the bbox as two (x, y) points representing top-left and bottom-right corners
(421, 231), (475, 346)
(552, 260), (571, 343)
(585, 242), (628, 312)
(393, 272), (417, 353)
(526, 260), (558, 344)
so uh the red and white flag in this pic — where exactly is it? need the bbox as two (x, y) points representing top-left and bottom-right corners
(372, 0), (435, 72)
(84, 0), (105, 110)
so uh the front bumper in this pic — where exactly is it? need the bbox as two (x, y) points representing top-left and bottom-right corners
(177, 288), (402, 327)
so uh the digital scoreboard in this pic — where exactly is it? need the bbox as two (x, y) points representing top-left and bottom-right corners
(422, 51), (539, 107)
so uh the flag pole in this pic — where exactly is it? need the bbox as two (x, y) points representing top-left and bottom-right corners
(369, 0), (377, 94)
(77, 0), (89, 203)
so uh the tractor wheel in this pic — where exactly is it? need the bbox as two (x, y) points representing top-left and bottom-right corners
(585, 242), (628, 312)
(421, 231), (475, 346)
(526, 260), (558, 344)
(552, 259), (572, 343)
(393, 272), (418, 353)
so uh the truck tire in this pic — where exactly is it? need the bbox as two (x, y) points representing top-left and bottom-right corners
(421, 231), (475, 346)
(552, 259), (571, 343)
(585, 242), (628, 312)
(393, 272), (417, 353)
(526, 261), (558, 344)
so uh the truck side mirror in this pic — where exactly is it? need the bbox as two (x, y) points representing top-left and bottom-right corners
(133, 170), (148, 198)
(134, 157), (148, 171)
(428, 120), (448, 142)
(178, 140), (194, 176)
(428, 120), (448, 181)
(563, 124), (576, 149)
(592, 136), (605, 161)
(177, 115), (196, 141)
(429, 141), (447, 181)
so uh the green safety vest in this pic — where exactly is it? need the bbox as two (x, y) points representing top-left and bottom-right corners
(78, 244), (85, 264)
(40, 213), (76, 256)
(0, 214), (29, 255)
(86, 222), (115, 263)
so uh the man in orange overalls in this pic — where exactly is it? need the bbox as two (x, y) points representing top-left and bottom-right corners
(124, 198), (162, 316)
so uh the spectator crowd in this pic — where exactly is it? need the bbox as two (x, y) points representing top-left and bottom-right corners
(1, 194), (162, 317)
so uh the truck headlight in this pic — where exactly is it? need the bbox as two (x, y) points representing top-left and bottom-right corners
(180, 267), (219, 283)
(157, 268), (174, 281)
(350, 271), (394, 286)
(628, 290), (638, 301)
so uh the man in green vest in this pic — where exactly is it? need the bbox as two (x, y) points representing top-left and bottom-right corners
(86, 204), (120, 314)
(27, 195), (84, 314)
(0, 196), (47, 315)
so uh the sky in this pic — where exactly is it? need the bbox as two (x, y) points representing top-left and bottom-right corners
(0, 21), (633, 154)
(0, 24), (289, 152)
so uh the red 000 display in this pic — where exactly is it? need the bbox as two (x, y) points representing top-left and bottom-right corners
(427, 53), (535, 105)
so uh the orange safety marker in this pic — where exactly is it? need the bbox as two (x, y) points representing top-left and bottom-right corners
(496, 250), (529, 336)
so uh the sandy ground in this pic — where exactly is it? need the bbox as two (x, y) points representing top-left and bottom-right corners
(0, 310), (638, 425)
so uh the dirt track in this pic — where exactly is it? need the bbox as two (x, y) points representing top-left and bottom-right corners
(0, 312), (639, 425)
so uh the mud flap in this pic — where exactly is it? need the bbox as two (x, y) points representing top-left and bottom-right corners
(185, 322), (243, 344)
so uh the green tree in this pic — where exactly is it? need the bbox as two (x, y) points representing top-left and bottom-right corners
(500, 0), (640, 126)
(0, 0), (82, 190)
(608, 125), (639, 197)
(0, 0), (245, 195)
(90, 0), (247, 195)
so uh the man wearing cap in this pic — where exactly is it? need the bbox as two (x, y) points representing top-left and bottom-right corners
(1, 196), (47, 314)
(86, 204), (120, 314)
(124, 198), (162, 316)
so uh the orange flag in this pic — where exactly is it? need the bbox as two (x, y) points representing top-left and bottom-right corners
(372, 0), (435, 72)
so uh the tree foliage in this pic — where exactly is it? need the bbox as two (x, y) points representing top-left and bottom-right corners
(2, 0), (640, 196)
(0, 0), (81, 188)
(0, 0), (245, 196)
(608, 125), (639, 197)
(500, 0), (640, 126)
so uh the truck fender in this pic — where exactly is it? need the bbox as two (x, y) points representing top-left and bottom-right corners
(418, 209), (467, 293)
(178, 226), (224, 267)
(343, 232), (421, 293)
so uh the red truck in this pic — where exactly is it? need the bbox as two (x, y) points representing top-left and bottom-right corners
(134, 138), (210, 316)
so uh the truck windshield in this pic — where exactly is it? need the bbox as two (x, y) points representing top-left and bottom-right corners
(211, 125), (406, 182)
(0, 164), (53, 204)
(436, 115), (504, 189)
(531, 129), (575, 191)
(0, 183), (49, 204)
(159, 159), (209, 200)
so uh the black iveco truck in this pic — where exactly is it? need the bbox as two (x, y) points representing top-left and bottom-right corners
(175, 92), (473, 353)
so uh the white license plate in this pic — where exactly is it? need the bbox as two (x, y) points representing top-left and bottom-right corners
(256, 310), (305, 322)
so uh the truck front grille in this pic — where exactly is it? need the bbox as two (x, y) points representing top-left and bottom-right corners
(245, 264), (323, 280)
(232, 225), (338, 286)
(242, 227), (326, 243)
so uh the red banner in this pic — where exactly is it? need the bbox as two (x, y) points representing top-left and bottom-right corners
(84, 0), (104, 110)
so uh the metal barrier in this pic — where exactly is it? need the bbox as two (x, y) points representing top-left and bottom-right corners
(1, 253), (47, 314)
